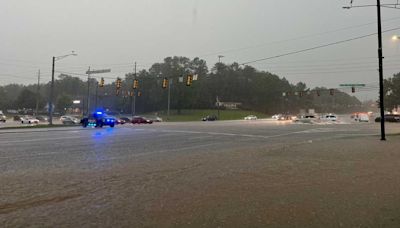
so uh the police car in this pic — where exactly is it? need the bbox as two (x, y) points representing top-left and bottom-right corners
(81, 111), (116, 128)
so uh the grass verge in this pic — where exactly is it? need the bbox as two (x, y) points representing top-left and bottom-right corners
(145, 109), (269, 122)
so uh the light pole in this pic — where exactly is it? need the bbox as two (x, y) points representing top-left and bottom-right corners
(49, 51), (77, 125)
(393, 35), (400, 52)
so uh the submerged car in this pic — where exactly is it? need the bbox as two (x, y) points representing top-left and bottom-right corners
(119, 117), (131, 123)
(375, 114), (400, 122)
(323, 114), (337, 121)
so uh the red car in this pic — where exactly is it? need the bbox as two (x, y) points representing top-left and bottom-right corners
(131, 116), (153, 124)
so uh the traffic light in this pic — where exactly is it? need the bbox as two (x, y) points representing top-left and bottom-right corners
(130, 91), (134, 97)
(329, 89), (334, 96)
(162, 78), (168, 89)
(133, 79), (139, 89)
(186, 75), (193, 86)
(116, 78), (122, 89)
(138, 91), (142, 97)
(351, 86), (355, 93)
(99, 77), (105, 87)
(316, 90), (320, 96)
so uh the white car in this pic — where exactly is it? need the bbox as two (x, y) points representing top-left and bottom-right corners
(324, 114), (337, 121)
(61, 116), (80, 125)
(272, 114), (282, 119)
(21, 116), (39, 124)
(244, 115), (257, 120)
(60, 116), (73, 122)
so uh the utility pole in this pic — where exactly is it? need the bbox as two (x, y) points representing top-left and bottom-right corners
(86, 67), (91, 115)
(343, 0), (390, 140)
(133, 62), (137, 115)
(49, 57), (55, 125)
(35, 69), (40, 117)
(377, 0), (386, 141)
(95, 81), (98, 109)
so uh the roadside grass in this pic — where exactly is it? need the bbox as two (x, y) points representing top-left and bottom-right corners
(144, 109), (269, 122)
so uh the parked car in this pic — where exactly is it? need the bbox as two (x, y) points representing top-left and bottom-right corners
(244, 115), (257, 120)
(132, 116), (153, 124)
(35, 115), (48, 122)
(60, 116), (73, 122)
(202, 115), (217, 121)
(375, 114), (400, 122)
(61, 116), (80, 125)
(0, 110), (6, 122)
(21, 116), (39, 124)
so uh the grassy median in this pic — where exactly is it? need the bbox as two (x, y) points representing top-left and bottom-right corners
(151, 109), (269, 122)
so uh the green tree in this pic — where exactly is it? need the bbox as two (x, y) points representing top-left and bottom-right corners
(15, 89), (37, 109)
(56, 94), (73, 113)
(384, 72), (400, 111)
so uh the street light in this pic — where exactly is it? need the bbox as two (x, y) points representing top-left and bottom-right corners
(49, 51), (77, 125)
(392, 35), (400, 41)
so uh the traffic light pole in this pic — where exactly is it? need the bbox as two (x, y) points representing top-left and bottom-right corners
(86, 67), (91, 115)
(35, 69), (40, 117)
(377, 0), (386, 141)
(49, 57), (55, 125)
(167, 79), (171, 118)
(95, 81), (98, 109)
(133, 62), (137, 116)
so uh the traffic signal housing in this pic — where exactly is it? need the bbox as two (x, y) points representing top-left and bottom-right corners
(162, 78), (168, 89)
(186, 75), (193, 86)
(329, 89), (334, 96)
(133, 79), (139, 89)
(99, 77), (105, 87)
(116, 78), (122, 89)
(352, 86), (355, 93)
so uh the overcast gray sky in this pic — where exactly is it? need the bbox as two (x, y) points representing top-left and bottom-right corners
(1, 0), (400, 100)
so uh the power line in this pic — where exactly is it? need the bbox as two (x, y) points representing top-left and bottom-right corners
(240, 26), (400, 65)
(198, 15), (400, 58)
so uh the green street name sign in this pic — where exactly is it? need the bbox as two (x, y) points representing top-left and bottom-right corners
(339, 84), (366, 87)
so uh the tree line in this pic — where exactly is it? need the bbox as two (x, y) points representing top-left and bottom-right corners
(0, 56), (369, 115)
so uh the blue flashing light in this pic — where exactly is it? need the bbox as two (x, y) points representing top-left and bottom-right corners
(96, 111), (103, 115)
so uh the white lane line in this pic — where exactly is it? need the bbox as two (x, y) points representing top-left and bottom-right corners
(145, 128), (348, 139)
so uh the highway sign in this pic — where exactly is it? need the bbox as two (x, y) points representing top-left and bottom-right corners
(86, 69), (111, 74)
